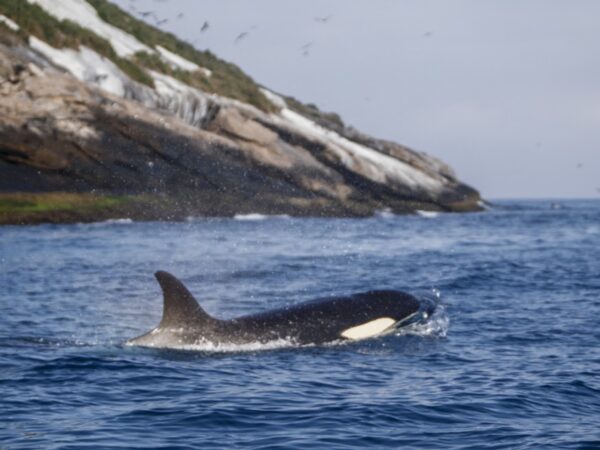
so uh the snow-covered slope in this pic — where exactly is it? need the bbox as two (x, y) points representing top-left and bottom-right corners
(279, 103), (444, 193)
(29, 36), (131, 97)
(28, 0), (150, 57)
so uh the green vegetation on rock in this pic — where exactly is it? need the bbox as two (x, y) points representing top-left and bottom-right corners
(0, 193), (129, 214)
(86, 0), (277, 112)
(0, 0), (154, 87)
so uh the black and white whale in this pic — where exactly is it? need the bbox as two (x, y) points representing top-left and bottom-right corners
(126, 271), (433, 348)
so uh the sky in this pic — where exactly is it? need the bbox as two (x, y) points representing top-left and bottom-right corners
(114, 0), (599, 199)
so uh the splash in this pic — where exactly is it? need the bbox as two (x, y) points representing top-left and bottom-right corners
(128, 337), (303, 353)
(396, 303), (449, 338)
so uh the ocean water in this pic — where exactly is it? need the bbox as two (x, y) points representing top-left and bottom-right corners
(1, 200), (599, 449)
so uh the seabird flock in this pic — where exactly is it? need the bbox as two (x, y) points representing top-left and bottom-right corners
(125, 0), (334, 57)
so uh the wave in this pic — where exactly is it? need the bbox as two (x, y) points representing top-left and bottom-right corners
(0, 336), (92, 347)
(233, 213), (290, 221)
(77, 218), (134, 226)
(416, 210), (440, 218)
(374, 208), (395, 218)
(478, 200), (493, 210)
(103, 218), (133, 225)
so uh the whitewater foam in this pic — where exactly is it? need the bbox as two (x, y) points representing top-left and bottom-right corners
(233, 213), (290, 221)
(416, 210), (440, 218)
(77, 218), (134, 227)
(126, 337), (303, 353)
(374, 208), (395, 219)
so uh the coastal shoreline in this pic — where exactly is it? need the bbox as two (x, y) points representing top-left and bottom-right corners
(0, 191), (482, 225)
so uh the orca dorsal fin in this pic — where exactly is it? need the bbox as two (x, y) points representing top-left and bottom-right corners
(155, 271), (214, 328)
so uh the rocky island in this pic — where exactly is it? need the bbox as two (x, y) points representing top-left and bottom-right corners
(0, 0), (482, 225)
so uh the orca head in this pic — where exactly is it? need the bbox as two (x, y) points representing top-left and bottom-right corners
(338, 290), (422, 341)
(126, 271), (218, 347)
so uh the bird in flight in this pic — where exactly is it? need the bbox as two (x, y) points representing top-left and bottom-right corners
(201, 21), (209, 32)
(138, 10), (156, 19)
(315, 15), (332, 23)
(301, 42), (313, 56)
(235, 31), (249, 43)
(234, 26), (256, 44)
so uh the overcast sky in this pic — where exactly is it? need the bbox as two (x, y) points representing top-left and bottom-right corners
(115, 0), (599, 199)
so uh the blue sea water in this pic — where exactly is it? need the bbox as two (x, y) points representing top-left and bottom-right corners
(1, 200), (599, 449)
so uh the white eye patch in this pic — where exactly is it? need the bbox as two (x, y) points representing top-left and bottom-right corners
(340, 317), (396, 340)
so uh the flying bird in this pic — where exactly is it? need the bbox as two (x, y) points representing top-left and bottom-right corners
(156, 18), (169, 26)
(176, 13), (184, 19)
(234, 31), (249, 43)
(301, 42), (313, 56)
(315, 15), (332, 23)
(200, 21), (209, 32)
(423, 31), (433, 38)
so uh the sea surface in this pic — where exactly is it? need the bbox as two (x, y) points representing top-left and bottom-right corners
(1, 200), (599, 449)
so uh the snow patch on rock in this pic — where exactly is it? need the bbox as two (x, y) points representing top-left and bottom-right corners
(155, 45), (211, 77)
(28, 36), (216, 128)
(27, 0), (151, 57)
(260, 88), (287, 109)
(0, 14), (20, 31)
(279, 107), (443, 192)
(257, 88), (443, 193)
(29, 36), (129, 97)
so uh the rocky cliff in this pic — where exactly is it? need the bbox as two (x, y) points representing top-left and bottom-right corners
(0, 0), (482, 224)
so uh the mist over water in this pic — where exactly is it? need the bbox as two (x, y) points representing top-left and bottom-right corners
(1, 200), (599, 448)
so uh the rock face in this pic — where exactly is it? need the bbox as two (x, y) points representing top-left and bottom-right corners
(0, 5), (482, 222)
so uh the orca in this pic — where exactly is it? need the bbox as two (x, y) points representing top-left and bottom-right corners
(126, 271), (432, 348)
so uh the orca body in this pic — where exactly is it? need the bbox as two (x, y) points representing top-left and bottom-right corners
(127, 271), (430, 348)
